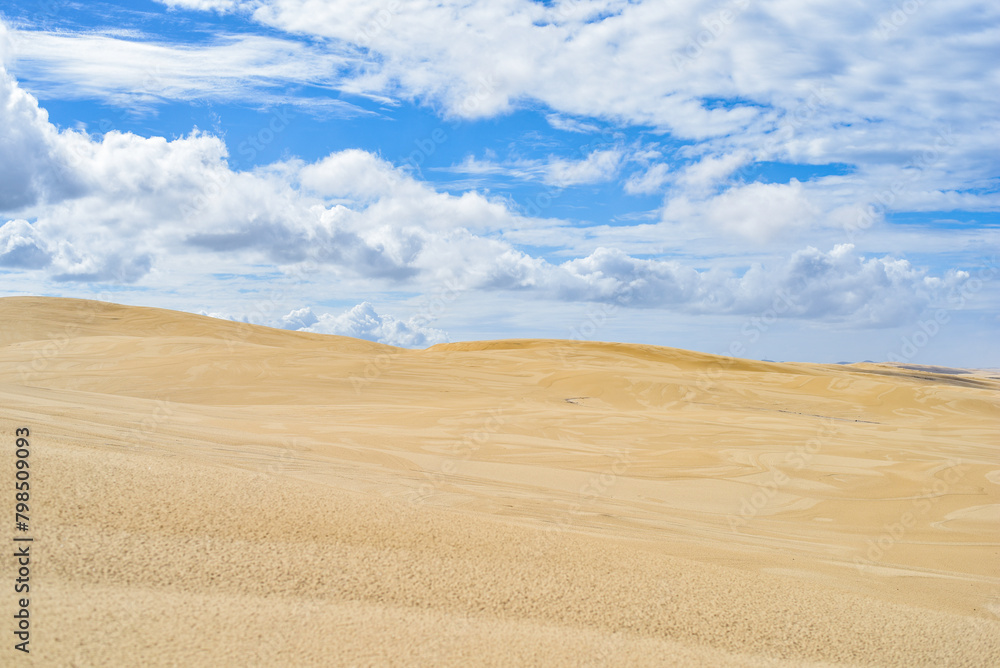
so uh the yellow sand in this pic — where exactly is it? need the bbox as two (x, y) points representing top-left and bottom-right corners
(0, 296), (997, 666)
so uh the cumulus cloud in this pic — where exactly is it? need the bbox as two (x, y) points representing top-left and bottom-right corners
(299, 149), (407, 201)
(200, 302), (448, 347)
(0, 67), (87, 211)
(278, 306), (318, 330)
(290, 303), (449, 347)
(0, 59), (513, 284)
(0, 220), (51, 268)
(450, 243), (964, 328)
(662, 179), (820, 242)
(0, 56), (975, 331)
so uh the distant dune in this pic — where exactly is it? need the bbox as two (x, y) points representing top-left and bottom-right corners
(1, 296), (997, 666)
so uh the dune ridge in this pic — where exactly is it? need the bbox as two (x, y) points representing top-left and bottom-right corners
(1, 296), (997, 666)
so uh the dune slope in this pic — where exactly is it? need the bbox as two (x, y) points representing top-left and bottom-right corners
(1, 296), (998, 666)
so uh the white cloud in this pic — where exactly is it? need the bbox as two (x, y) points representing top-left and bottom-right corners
(299, 149), (407, 202)
(6, 28), (367, 114)
(294, 302), (449, 347)
(0, 219), (51, 268)
(544, 149), (624, 187)
(0, 58), (514, 281)
(662, 179), (819, 243)
(0, 66), (87, 211)
(278, 306), (318, 330)
(545, 114), (601, 134)
(0, 58), (978, 335)
(6, 1), (999, 223)
(540, 244), (967, 327)
(624, 163), (670, 195)
(0, 20), (13, 65)
(448, 148), (624, 187)
(157, 0), (240, 12)
(206, 0), (999, 221)
(674, 151), (752, 194)
(447, 155), (511, 178)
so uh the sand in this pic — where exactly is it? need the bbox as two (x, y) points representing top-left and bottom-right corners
(0, 296), (997, 666)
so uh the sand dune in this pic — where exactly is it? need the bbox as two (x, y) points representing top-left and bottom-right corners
(1, 296), (997, 666)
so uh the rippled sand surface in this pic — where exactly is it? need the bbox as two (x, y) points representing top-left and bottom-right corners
(1, 296), (997, 666)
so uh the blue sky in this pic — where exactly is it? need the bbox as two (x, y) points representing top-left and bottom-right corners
(0, 0), (997, 365)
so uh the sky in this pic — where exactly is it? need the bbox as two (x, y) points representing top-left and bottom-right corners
(0, 0), (998, 365)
